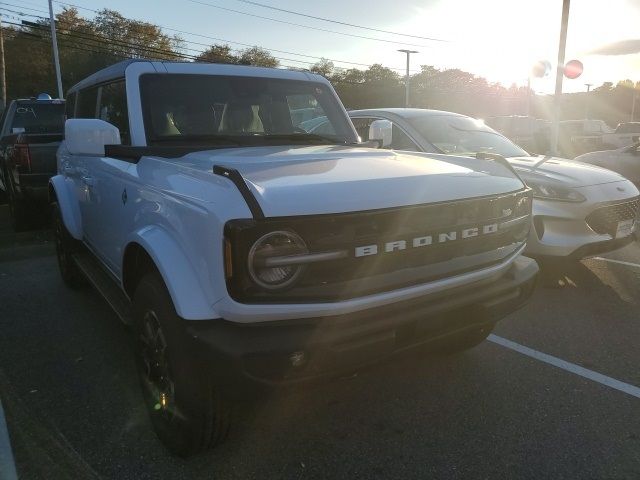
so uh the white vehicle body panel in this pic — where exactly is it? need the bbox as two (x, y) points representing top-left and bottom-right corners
(53, 64), (531, 322)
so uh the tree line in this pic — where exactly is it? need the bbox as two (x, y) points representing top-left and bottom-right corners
(2, 7), (638, 126)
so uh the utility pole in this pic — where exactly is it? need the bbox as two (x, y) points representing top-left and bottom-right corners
(398, 49), (418, 108)
(584, 83), (592, 119)
(48, 0), (63, 99)
(550, 0), (571, 156)
(0, 14), (6, 109)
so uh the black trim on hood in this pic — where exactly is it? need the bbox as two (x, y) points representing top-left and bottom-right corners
(213, 165), (265, 219)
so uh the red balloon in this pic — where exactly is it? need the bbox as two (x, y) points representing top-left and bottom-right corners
(564, 60), (583, 79)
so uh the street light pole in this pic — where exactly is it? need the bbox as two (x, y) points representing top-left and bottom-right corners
(584, 83), (592, 119)
(48, 0), (63, 99)
(398, 49), (418, 108)
(550, 0), (571, 156)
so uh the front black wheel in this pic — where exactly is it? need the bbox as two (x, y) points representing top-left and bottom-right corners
(51, 202), (86, 288)
(133, 272), (231, 457)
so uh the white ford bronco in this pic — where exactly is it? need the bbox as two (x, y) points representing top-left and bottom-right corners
(49, 60), (538, 456)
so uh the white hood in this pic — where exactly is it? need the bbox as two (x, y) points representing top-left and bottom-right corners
(157, 145), (525, 217)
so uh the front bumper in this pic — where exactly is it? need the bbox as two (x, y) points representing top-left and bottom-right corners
(525, 181), (639, 259)
(185, 255), (538, 393)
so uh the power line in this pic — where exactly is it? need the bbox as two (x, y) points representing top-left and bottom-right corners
(8, 1), (423, 73)
(17, 19), (194, 60)
(184, 0), (430, 48)
(5, 9), (371, 69)
(3, 13), (335, 72)
(40, 0), (419, 71)
(233, 0), (448, 43)
(1, 3), (423, 75)
(9, 23), (521, 98)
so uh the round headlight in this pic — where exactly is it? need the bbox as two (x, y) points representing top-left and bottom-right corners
(248, 231), (308, 290)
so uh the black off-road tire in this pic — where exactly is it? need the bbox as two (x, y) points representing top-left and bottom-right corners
(132, 272), (231, 457)
(51, 202), (86, 288)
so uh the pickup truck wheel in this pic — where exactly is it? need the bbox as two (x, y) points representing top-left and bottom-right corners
(51, 202), (85, 288)
(132, 273), (231, 457)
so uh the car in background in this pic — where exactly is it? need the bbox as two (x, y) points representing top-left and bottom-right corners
(575, 142), (640, 187)
(558, 119), (613, 158)
(602, 122), (640, 149)
(0, 95), (65, 230)
(485, 115), (551, 155)
(344, 108), (639, 260)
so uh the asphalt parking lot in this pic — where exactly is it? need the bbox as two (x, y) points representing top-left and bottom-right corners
(0, 205), (639, 480)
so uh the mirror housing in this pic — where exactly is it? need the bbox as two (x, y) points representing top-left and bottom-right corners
(368, 119), (392, 148)
(65, 119), (121, 156)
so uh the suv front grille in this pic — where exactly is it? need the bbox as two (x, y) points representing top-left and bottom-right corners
(226, 189), (532, 303)
(586, 197), (640, 236)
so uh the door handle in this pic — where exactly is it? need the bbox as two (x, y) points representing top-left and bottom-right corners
(81, 175), (95, 187)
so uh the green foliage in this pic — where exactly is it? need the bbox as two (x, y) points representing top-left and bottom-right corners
(238, 46), (279, 67)
(310, 58), (334, 77)
(3, 7), (183, 99)
(195, 44), (237, 64)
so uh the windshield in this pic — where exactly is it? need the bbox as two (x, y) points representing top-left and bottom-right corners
(139, 74), (357, 146)
(10, 102), (65, 134)
(409, 114), (530, 157)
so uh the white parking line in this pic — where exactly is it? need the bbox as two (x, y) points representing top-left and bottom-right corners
(591, 257), (640, 269)
(488, 335), (640, 400)
(0, 398), (18, 480)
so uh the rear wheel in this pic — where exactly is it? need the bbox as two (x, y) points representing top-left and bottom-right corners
(132, 272), (231, 457)
(51, 202), (86, 288)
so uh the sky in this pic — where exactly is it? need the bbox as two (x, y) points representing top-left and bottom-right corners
(15, 0), (640, 94)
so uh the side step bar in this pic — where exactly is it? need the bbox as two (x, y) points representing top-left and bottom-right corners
(71, 253), (133, 326)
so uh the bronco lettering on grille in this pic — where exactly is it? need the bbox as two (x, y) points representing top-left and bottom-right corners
(354, 222), (499, 257)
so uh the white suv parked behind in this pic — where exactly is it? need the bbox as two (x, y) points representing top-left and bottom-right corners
(50, 61), (537, 455)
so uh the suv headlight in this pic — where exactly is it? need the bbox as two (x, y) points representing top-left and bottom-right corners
(247, 231), (308, 290)
(527, 181), (586, 202)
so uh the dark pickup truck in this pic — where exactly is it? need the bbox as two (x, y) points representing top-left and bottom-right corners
(0, 97), (65, 230)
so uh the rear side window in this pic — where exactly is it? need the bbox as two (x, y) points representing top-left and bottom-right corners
(98, 81), (130, 144)
(11, 102), (65, 134)
(76, 87), (99, 118)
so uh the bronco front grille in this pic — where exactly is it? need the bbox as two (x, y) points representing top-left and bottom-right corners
(586, 197), (640, 236)
(225, 189), (532, 303)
